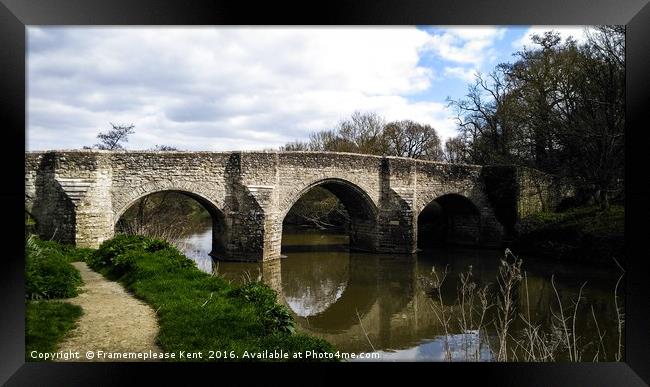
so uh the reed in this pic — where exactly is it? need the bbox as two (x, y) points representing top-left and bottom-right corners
(423, 249), (624, 362)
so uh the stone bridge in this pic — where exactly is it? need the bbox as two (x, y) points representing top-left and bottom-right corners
(25, 150), (561, 262)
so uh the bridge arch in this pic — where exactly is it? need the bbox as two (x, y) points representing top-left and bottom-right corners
(280, 178), (379, 252)
(113, 180), (225, 221)
(114, 184), (228, 256)
(417, 193), (481, 248)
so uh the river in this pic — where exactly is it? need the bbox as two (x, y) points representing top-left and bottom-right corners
(178, 223), (623, 362)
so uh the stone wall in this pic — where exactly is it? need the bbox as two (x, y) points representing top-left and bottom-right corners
(25, 150), (559, 261)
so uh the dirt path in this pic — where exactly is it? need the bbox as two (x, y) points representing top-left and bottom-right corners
(56, 262), (162, 361)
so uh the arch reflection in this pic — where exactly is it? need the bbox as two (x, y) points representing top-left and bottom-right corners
(280, 251), (381, 333)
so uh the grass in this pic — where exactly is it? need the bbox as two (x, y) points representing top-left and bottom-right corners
(86, 234), (336, 361)
(25, 301), (83, 361)
(24, 236), (86, 361)
(514, 205), (624, 264)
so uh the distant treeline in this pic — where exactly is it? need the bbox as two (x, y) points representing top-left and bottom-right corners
(281, 111), (445, 161)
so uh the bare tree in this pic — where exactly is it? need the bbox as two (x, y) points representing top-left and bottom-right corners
(93, 123), (135, 150)
(384, 120), (443, 160)
(281, 111), (443, 160)
(444, 136), (470, 164)
(151, 145), (178, 151)
(280, 140), (311, 151)
(586, 25), (624, 69)
(447, 70), (519, 165)
(336, 111), (388, 154)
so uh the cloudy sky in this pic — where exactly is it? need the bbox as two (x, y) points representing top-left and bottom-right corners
(27, 26), (587, 151)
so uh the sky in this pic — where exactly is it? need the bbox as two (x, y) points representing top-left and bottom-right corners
(26, 26), (588, 151)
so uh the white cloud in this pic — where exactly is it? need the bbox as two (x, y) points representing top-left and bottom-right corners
(443, 67), (478, 83)
(422, 26), (507, 67)
(28, 27), (462, 151)
(513, 26), (589, 50)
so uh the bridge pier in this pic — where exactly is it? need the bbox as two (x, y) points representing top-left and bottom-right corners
(376, 207), (417, 254)
(375, 157), (418, 254)
(220, 210), (283, 262)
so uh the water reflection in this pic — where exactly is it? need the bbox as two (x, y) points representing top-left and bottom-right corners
(282, 251), (349, 317)
(178, 224), (622, 361)
(363, 331), (493, 362)
(179, 227), (215, 274)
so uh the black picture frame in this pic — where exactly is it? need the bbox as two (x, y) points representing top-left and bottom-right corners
(2, 0), (649, 385)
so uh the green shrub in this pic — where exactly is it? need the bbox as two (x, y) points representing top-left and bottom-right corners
(232, 281), (277, 305)
(25, 237), (82, 300)
(111, 249), (139, 275)
(232, 282), (295, 334)
(263, 303), (295, 334)
(143, 238), (173, 252)
(88, 234), (148, 269)
(88, 234), (190, 275)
